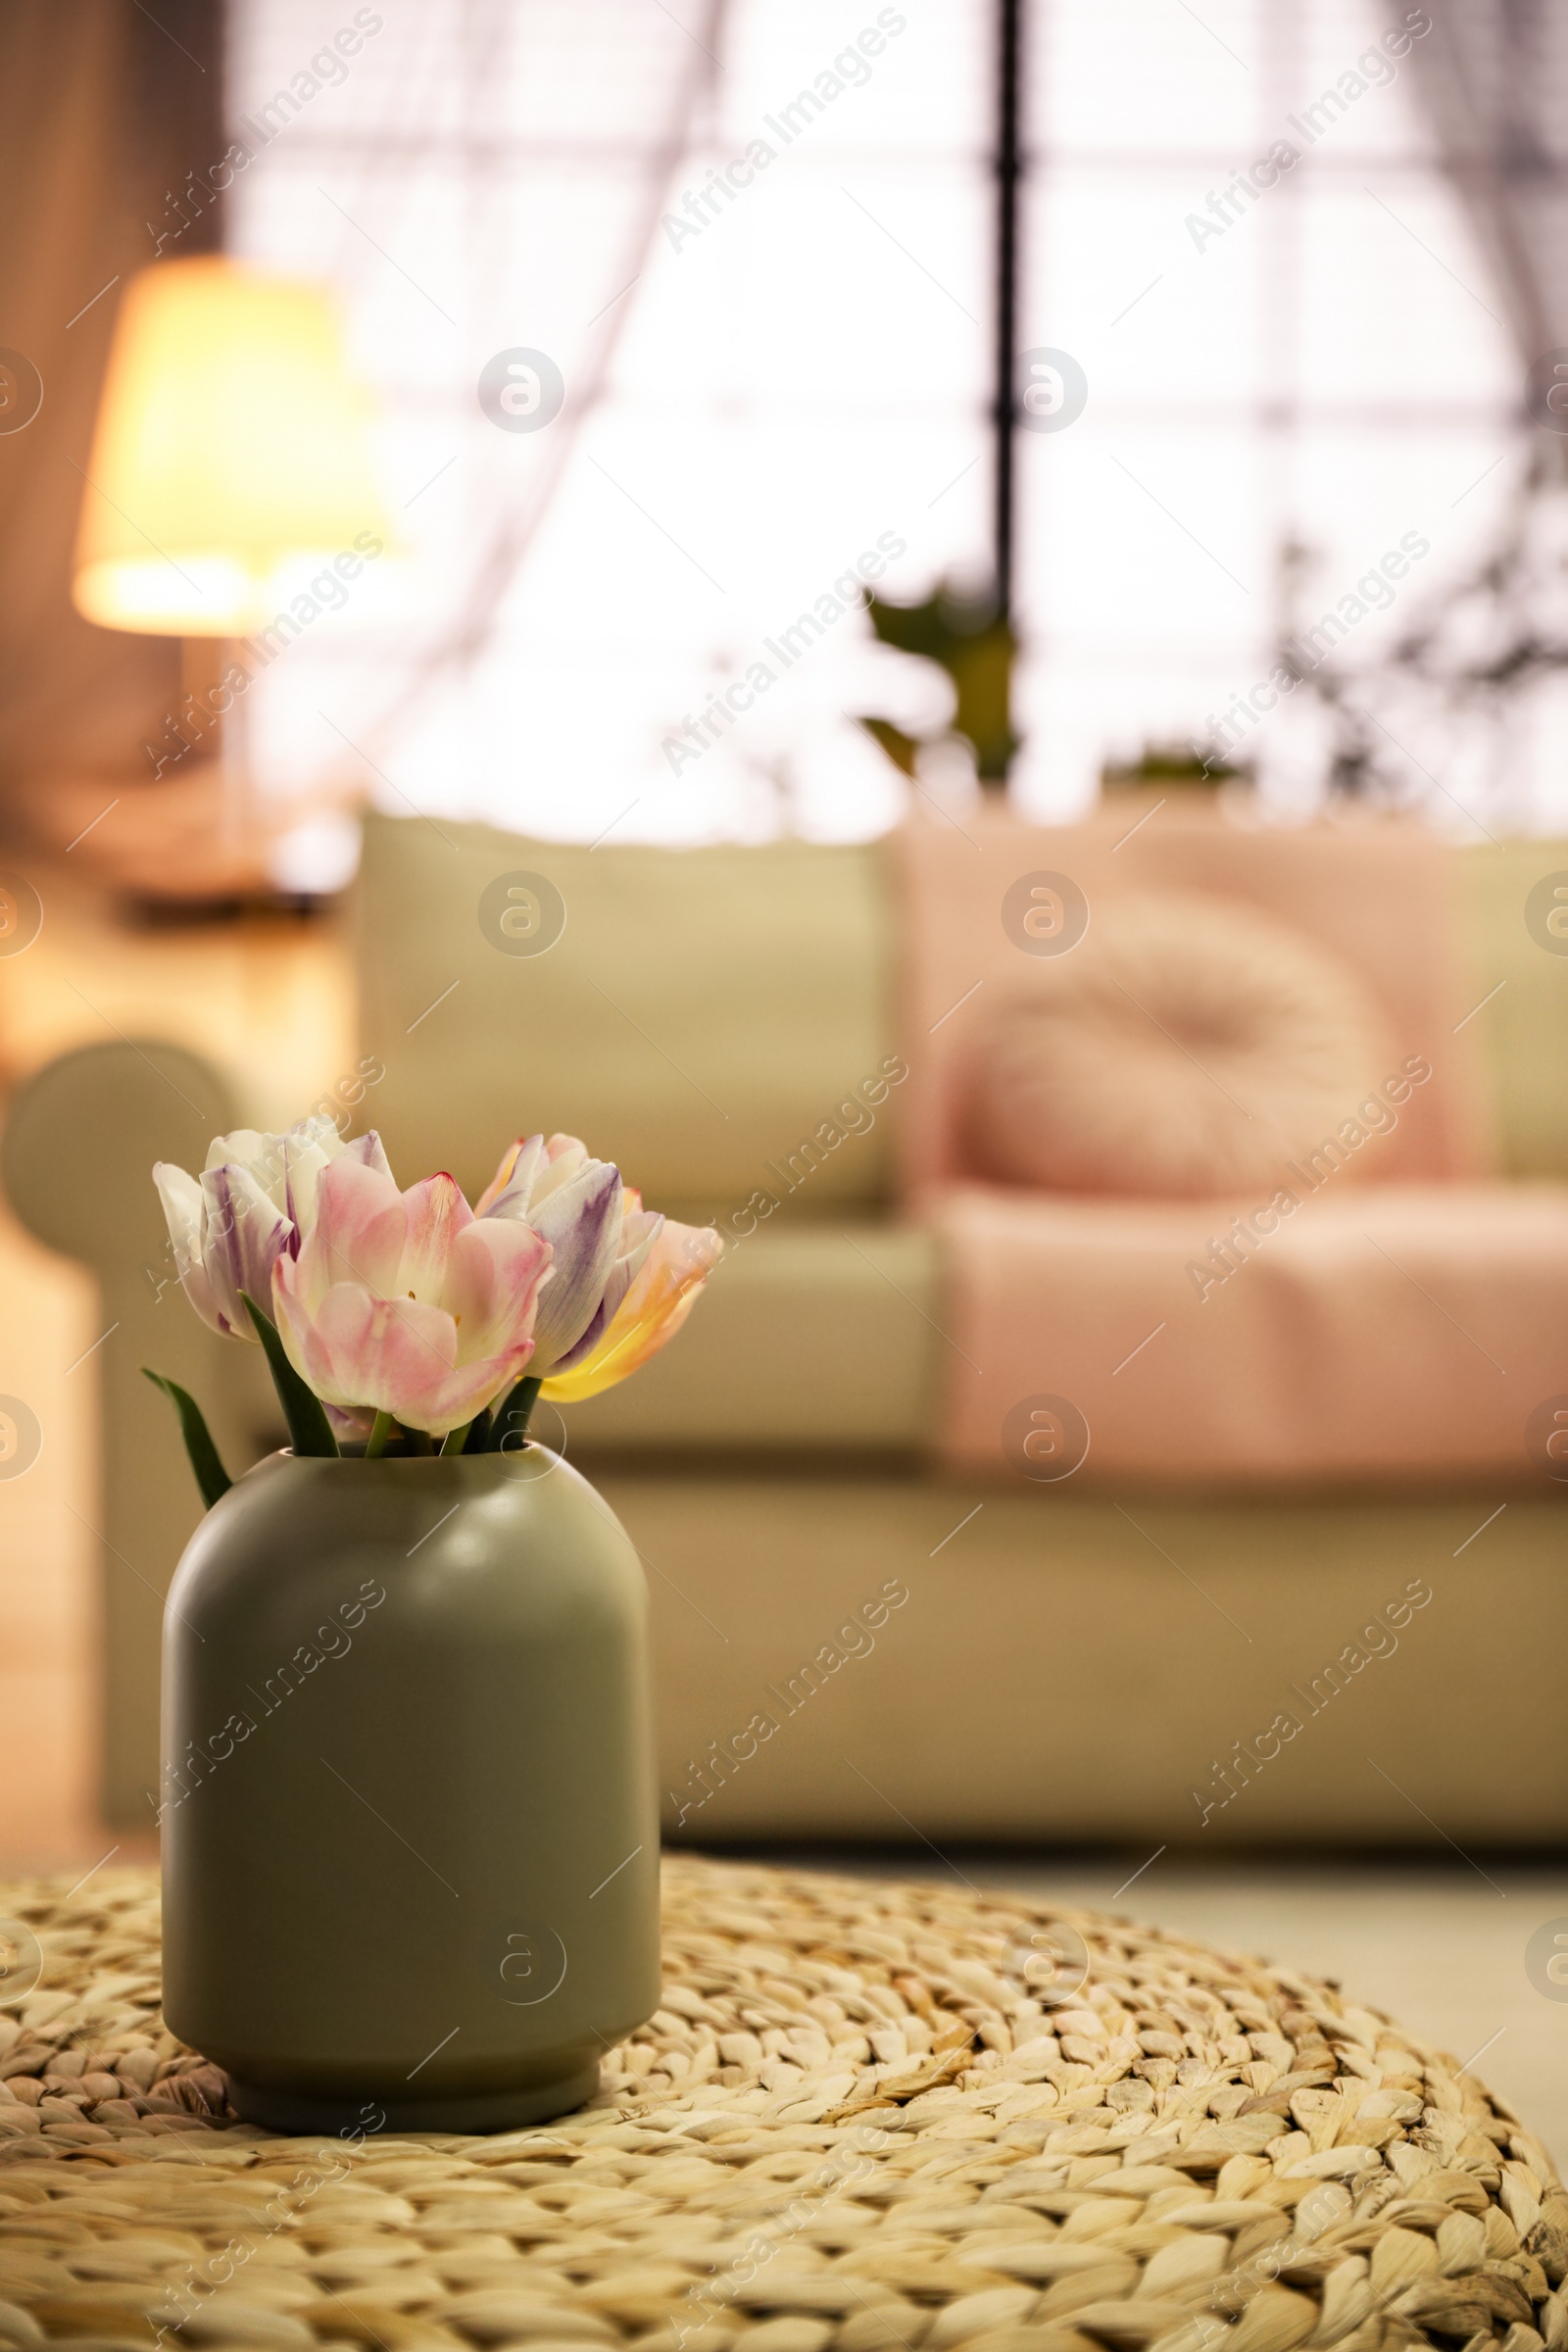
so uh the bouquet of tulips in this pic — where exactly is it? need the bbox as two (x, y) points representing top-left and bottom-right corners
(146, 1116), (723, 1503)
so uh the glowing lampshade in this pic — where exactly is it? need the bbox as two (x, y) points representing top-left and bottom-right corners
(73, 258), (395, 636)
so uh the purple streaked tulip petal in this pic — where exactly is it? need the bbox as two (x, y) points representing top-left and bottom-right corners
(522, 1163), (623, 1374)
(474, 1134), (546, 1219)
(530, 1135), (591, 1208)
(551, 1206), (663, 1373)
(153, 1160), (227, 1335)
(476, 1135), (638, 1377)
(201, 1162), (291, 1336)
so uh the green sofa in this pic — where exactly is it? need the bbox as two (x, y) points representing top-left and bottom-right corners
(6, 814), (1566, 1843)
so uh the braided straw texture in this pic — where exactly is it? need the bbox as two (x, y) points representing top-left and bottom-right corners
(0, 1857), (1562, 2352)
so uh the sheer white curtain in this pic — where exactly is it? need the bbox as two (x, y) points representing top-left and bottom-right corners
(226, 0), (993, 850)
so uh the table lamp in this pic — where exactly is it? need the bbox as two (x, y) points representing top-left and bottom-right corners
(72, 257), (396, 840)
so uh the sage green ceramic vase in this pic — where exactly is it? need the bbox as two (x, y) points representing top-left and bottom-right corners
(160, 1446), (661, 2133)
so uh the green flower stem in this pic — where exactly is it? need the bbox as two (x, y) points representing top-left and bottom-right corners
(439, 1419), (473, 1456)
(486, 1375), (542, 1453)
(364, 1410), (395, 1459)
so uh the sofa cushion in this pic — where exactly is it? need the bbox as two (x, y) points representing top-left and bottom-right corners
(558, 1225), (938, 1453)
(894, 805), (1495, 1201)
(963, 889), (1389, 1197)
(357, 815), (897, 1220)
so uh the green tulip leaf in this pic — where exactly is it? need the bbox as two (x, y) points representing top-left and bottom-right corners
(141, 1368), (232, 1510)
(240, 1292), (340, 1458)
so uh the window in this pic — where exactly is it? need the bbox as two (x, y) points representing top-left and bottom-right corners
(1015, 0), (1521, 823)
(230, 0), (1526, 846)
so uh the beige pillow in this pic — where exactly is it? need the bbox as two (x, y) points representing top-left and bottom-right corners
(964, 891), (1390, 1198)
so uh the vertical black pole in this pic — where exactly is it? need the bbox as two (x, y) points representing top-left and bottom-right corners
(994, 0), (1023, 629)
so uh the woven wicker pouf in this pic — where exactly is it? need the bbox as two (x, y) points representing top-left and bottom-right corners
(0, 1856), (1562, 2352)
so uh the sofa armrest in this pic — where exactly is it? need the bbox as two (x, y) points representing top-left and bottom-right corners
(2, 1040), (277, 1825)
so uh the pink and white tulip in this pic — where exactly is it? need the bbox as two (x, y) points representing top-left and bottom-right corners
(153, 1115), (389, 1342)
(272, 1155), (553, 1436)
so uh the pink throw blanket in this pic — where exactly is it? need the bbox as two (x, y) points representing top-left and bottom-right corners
(936, 1182), (1568, 1486)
